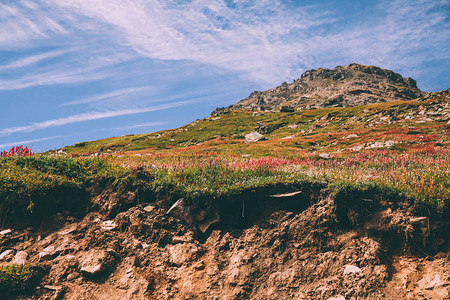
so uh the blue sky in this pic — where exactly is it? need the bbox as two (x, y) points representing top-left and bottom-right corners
(1, 0), (449, 152)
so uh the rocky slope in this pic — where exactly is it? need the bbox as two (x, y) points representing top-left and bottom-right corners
(213, 63), (423, 114)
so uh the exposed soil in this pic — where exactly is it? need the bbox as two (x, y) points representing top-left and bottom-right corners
(0, 185), (448, 299)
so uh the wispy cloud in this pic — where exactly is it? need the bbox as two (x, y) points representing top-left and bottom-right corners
(119, 121), (165, 130)
(0, 135), (62, 149)
(0, 48), (133, 90)
(0, 49), (71, 72)
(1, 0), (448, 87)
(0, 98), (203, 137)
(61, 86), (153, 106)
(40, 0), (449, 85)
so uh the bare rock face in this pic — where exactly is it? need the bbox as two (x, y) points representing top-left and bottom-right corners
(212, 63), (423, 114)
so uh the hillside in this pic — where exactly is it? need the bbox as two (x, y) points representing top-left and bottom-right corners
(0, 67), (449, 299)
(61, 89), (449, 157)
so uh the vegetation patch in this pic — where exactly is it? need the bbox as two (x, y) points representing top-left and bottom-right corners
(0, 264), (41, 296)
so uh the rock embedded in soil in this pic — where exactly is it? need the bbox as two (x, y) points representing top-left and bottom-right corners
(0, 229), (12, 236)
(39, 245), (60, 261)
(79, 249), (115, 277)
(143, 205), (155, 213)
(101, 220), (117, 231)
(343, 264), (362, 275)
(0, 249), (14, 261)
(12, 250), (28, 265)
(167, 243), (200, 267)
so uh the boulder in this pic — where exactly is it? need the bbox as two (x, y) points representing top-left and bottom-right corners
(245, 132), (265, 142)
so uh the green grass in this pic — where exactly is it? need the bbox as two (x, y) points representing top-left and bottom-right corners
(0, 264), (37, 295)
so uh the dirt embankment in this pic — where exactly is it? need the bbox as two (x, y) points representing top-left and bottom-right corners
(0, 182), (449, 299)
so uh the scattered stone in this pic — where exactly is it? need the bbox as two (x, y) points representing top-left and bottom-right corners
(43, 285), (63, 291)
(410, 217), (428, 223)
(425, 275), (441, 290)
(281, 136), (294, 139)
(0, 249), (14, 261)
(172, 233), (194, 244)
(167, 199), (189, 221)
(344, 134), (358, 139)
(59, 224), (78, 235)
(269, 191), (302, 198)
(327, 296), (346, 300)
(319, 153), (332, 159)
(79, 249), (115, 277)
(167, 243), (200, 267)
(12, 251), (28, 265)
(245, 131), (265, 142)
(0, 229), (12, 236)
(343, 264), (362, 275)
(143, 205), (155, 213)
(288, 124), (299, 129)
(101, 220), (117, 231)
(39, 245), (60, 261)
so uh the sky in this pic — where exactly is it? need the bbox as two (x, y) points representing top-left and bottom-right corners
(0, 0), (449, 152)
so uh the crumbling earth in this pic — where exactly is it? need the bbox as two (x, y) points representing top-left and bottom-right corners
(0, 186), (448, 299)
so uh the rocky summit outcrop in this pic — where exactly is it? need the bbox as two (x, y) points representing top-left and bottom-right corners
(212, 63), (423, 114)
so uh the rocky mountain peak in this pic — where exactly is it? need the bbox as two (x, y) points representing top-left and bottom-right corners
(213, 63), (423, 114)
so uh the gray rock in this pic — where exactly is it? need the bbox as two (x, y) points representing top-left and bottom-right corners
(245, 132), (265, 142)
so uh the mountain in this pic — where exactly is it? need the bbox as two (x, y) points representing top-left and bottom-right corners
(1, 66), (449, 299)
(213, 63), (423, 114)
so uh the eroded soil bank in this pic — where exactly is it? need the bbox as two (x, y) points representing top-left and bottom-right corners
(1, 183), (449, 299)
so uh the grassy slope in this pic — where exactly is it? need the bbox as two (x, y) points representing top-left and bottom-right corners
(61, 91), (449, 157)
